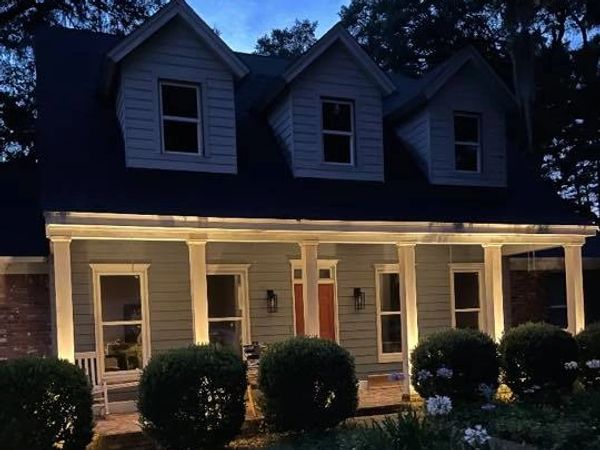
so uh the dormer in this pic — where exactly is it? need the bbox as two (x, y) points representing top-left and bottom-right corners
(390, 48), (516, 187)
(104, 0), (249, 173)
(267, 25), (396, 181)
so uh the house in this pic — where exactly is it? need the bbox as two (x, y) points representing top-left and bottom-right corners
(0, 0), (597, 410)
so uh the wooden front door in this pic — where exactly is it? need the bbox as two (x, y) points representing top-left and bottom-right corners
(293, 283), (336, 340)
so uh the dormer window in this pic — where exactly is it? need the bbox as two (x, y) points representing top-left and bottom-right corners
(454, 113), (480, 172)
(322, 99), (354, 164)
(160, 81), (202, 154)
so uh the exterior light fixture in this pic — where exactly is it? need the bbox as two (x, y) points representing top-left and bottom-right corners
(354, 288), (366, 311)
(266, 289), (278, 313)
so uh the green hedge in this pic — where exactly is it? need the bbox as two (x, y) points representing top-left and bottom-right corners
(0, 357), (93, 450)
(575, 322), (600, 390)
(138, 345), (247, 450)
(259, 336), (358, 431)
(411, 328), (499, 402)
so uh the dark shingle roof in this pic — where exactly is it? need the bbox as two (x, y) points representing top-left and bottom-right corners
(28, 26), (589, 228)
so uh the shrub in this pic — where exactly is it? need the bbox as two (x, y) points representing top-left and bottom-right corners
(411, 329), (499, 402)
(499, 322), (578, 400)
(575, 322), (600, 390)
(258, 336), (358, 431)
(0, 357), (93, 450)
(138, 345), (246, 450)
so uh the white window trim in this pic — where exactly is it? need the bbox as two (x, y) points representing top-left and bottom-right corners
(90, 263), (151, 382)
(289, 259), (340, 342)
(321, 98), (355, 166)
(159, 80), (203, 156)
(374, 263), (402, 363)
(449, 263), (485, 330)
(206, 264), (252, 346)
(453, 112), (481, 173)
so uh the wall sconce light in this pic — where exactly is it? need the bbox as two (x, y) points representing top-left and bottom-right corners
(354, 288), (366, 311)
(266, 289), (278, 313)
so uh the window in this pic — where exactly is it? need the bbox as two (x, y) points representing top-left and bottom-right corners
(159, 81), (202, 154)
(92, 264), (150, 378)
(376, 266), (402, 362)
(322, 99), (354, 164)
(207, 272), (249, 356)
(454, 113), (480, 172)
(451, 266), (483, 330)
(544, 273), (567, 328)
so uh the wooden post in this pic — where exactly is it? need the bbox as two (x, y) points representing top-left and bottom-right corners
(300, 242), (319, 337)
(188, 240), (209, 344)
(52, 237), (75, 362)
(564, 244), (585, 334)
(483, 244), (505, 341)
(397, 244), (418, 396)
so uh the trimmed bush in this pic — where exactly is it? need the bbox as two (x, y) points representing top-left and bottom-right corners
(411, 328), (499, 402)
(258, 336), (358, 431)
(0, 357), (93, 450)
(138, 345), (246, 450)
(575, 322), (600, 390)
(499, 322), (578, 400)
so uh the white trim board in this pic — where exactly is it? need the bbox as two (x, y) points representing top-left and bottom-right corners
(374, 264), (402, 363)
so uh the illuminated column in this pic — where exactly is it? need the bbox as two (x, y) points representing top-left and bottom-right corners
(51, 237), (75, 362)
(483, 244), (505, 341)
(397, 243), (418, 395)
(564, 244), (585, 334)
(300, 241), (319, 336)
(188, 239), (209, 344)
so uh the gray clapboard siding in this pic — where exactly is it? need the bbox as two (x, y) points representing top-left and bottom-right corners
(267, 95), (294, 165)
(116, 17), (238, 174)
(269, 42), (385, 181)
(396, 61), (507, 187)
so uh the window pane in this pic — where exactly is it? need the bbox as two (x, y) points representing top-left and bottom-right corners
(323, 134), (352, 163)
(103, 325), (142, 372)
(207, 275), (241, 318)
(381, 315), (402, 354)
(455, 144), (478, 171)
(319, 269), (332, 279)
(100, 275), (142, 322)
(161, 84), (198, 118)
(380, 273), (400, 312)
(454, 115), (479, 142)
(546, 307), (568, 328)
(163, 120), (199, 153)
(209, 320), (242, 356)
(293, 269), (302, 280)
(455, 311), (479, 329)
(322, 101), (352, 131)
(453, 272), (480, 310)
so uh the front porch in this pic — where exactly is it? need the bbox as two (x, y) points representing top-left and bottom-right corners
(46, 214), (594, 412)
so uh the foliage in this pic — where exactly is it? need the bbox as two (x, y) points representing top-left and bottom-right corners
(0, 0), (165, 159)
(575, 322), (600, 389)
(258, 336), (358, 432)
(255, 19), (317, 58)
(0, 357), (94, 450)
(499, 322), (579, 400)
(411, 329), (499, 402)
(138, 345), (247, 450)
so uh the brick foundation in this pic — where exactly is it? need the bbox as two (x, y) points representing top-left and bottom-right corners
(0, 274), (51, 359)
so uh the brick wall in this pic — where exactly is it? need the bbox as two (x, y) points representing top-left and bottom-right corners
(0, 274), (51, 359)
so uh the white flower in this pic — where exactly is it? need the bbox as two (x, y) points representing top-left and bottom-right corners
(523, 384), (541, 394)
(436, 367), (453, 379)
(416, 369), (433, 382)
(564, 361), (579, 370)
(425, 395), (452, 416)
(586, 359), (600, 369)
(464, 425), (491, 448)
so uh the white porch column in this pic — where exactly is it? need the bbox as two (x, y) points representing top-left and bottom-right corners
(483, 244), (505, 341)
(564, 244), (585, 334)
(397, 244), (418, 395)
(51, 237), (75, 362)
(188, 240), (209, 344)
(300, 241), (319, 336)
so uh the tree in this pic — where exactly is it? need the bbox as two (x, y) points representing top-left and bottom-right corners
(0, 0), (166, 160)
(255, 19), (317, 58)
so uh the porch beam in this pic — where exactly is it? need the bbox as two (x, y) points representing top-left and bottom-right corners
(300, 241), (319, 336)
(51, 237), (75, 362)
(483, 244), (505, 341)
(397, 243), (418, 396)
(564, 244), (585, 334)
(188, 240), (210, 344)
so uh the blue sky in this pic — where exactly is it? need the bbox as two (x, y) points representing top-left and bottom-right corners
(188, 0), (350, 53)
